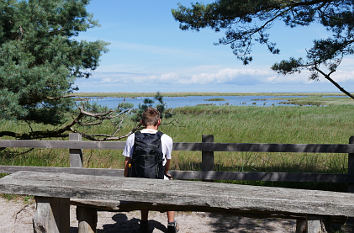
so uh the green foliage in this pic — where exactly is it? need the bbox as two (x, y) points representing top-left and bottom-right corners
(172, 0), (353, 96)
(131, 92), (172, 123)
(0, 0), (108, 124)
(172, 0), (353, 64)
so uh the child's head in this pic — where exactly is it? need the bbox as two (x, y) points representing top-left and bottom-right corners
(141, 107), (161, 127)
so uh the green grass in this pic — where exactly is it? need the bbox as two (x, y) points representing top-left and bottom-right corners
(0, 104), (353, 183)
(273, 96), (354, 106)
(163, 105), (353, 175)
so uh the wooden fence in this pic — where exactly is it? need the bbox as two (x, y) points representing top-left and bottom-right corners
(0, 134), (353, 186)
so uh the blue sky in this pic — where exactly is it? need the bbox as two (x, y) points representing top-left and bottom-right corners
(75, 0), (354, 93)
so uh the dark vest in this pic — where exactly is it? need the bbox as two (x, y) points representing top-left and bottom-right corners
(130, 131), (164, 179)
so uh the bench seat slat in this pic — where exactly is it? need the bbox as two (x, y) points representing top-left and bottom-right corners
(0, 171), (354, 219)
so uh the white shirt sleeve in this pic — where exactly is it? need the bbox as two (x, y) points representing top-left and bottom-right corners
(161, 134), (173, 160)
(122, 133), (135, 158)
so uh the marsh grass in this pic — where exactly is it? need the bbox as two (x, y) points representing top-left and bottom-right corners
(0, 105), (353, 181)
(165, 105), (353, 176)
(273, 96), (354, 106)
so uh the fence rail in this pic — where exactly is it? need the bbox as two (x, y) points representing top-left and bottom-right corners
(0, 166), (350, 183)
(0, 134), (353, 185)
(1, 140), (354, 153)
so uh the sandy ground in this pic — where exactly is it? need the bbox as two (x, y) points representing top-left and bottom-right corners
(0, 197), (296, 233)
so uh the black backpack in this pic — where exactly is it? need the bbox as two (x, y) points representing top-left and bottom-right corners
(130, 131), (164, 179)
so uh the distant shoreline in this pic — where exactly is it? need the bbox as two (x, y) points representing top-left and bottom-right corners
(72, 92), (346, 98)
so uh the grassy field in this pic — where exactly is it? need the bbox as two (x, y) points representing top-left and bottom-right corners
(1, 104), (353, 178)
(273, 96), (354, 106)
(168, 105), (353, 175)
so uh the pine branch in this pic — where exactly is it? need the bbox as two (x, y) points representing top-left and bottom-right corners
(0, 107), (126, 140)
(314, 66), (354, 100)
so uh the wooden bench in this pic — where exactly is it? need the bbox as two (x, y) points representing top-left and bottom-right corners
(1, 171), (354, 233)
(1, 134), (354, 232)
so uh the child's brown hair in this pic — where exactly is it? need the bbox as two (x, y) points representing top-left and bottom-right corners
(141, 107), (160, 126)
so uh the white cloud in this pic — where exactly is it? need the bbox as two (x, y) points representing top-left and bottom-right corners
(76, 60), (354, 92)
(329, 57), (354, 82)
(266, 56), (354, 84)
(89, 67), (274, 85)
(86, 66), (312, 86)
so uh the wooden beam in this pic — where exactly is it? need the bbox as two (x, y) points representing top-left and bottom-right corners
(0, 166), (124, 176)
(173, 142), (202, 151)
(1, 171), (354, 219)
(0, 140), (126, 150)
(0, 166), (349, 183)
(169, 170), (350, 183)
(201, 142), (354, 153)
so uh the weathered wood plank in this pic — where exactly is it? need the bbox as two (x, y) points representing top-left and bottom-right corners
(0, 166), (124, 176)
(1, 171), (354, 219)
(201, 142), (354, 153)
(169, 170), (350, 183)
(0, 140), (126, 150)
(173, 142), (202, 151)
(0, 166), (349, 183)
(1, 140), (354, 153)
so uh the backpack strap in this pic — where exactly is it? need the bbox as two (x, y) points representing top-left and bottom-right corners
(156, 131), (163, 138)
(134, 130), (142, 137)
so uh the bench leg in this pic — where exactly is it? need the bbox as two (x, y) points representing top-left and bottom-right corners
(295, 218), (327, 233)
(77, 206), (97, 233)
(307, 219), (324, 233)
(33, 197), (70, 233)
(295, 219), (307, 233)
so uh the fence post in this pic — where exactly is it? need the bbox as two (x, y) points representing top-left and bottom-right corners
(202, 135), (214, 172)
(69, 133), (83, 168)
(342, 136), (354, 233)
(348, 136), (354, 192)
(69, 133), (98, 233)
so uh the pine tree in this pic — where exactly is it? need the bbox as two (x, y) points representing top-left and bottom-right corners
(0, 0), (108, 124)
(172, 0), (354, 98)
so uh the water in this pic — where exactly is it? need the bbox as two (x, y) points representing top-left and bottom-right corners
(76, 95), (305, 109)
